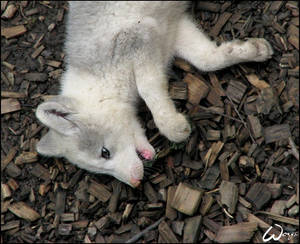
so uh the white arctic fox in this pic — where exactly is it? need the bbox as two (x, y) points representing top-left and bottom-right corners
(36, 1), (273, 187)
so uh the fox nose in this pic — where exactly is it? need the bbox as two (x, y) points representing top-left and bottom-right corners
(130, 177), (141, 187)
(129, 161), (144, 187)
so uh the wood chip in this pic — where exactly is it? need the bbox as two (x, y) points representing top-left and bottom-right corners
(220, 180), (239, 214)
(149, 174), (167, 184)
(287, 77), (299, 109)
(200, 194), (215, 216)
(204, 141), (224, 167)
(270, 200), (287, 215)
(171, 182), (203, 216)
(24, 72), (48, 82)
(247, 115), (262, 139)
(25, 8), (39, 16)
(158, 220), (179, 243)
(55, 189), (66, 215)
(15, 151), (38, 165)
(87, 180), (111, 202)
(72, 220), (89, 230)
(239, 196), (252, 209)
(144, 181), (159, 203)
(48, 23), (56, 32)
(245, 74), (270, 89)
(206, 89), (224, 107)
(256, 211), (299, 226)
(286, 194), (297, 208)
(183, 73), (210, 105)
(31, 45), (45, 59)
(219, 160), (229, 181)
(199, 165), (220, 190)
(269, 1), (284, 14)
(1, 183), (11, 199)
(5, 162), (21, 178)
(122, 203), (134, 221)
(215, 222), (257, 243)
(173, 57), (193, 72)
(1, 4), (17, 19)
(256, 87), (278, 114)
(31, 164), (51, 181)
(8, 201), (40, 221)
(288, 205), (299, 217)
(1, 91), (26, 99)
(7, 178), (19, 191)
(94, 215), (111, 231)
(68, 169), (84, 188)
(58, 224), (72, 236)
(61, 213), (75, 222)
(108, 180), (122, 213)
(226, 80), (247, 104)
(239, 156), (255, 169)
(206, 129), (221, 141)
(166, 185), (177, 220)
(39, 182), (50, 196)
(171, 221), (184, 236)
(246, 183), (272, 210)
(1, 146), (17, 171)
(210, 12), (232, 36)
(1, 1), (8, 11)
(202, 216), (221, 233)
(2, 61), (15, 70)
(208, 73), (226, 97)
(288, 24), (299, 38)
(1, 99), (21, 114)
(288, 35), (299, 50)
(183, 215), (202, 243)
(182, 159), (203, 171)
(169, 82), (188, 100)
(1, 220), (20, 231)
(1, 25), (27, 39)
(264, 124), (291, 144)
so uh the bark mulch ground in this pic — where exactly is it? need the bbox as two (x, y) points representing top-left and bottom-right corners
(1, 1), (299, 243)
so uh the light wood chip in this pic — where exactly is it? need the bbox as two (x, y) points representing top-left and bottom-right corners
(8, 201), (40, 221)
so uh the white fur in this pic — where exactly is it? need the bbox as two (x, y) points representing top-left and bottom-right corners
(36, 1), (273, 187)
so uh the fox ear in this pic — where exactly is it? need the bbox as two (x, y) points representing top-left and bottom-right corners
(36, 96), (80, 136)
(36, 130), (63, 156)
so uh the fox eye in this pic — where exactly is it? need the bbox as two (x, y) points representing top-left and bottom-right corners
(101, 147), (110, 159)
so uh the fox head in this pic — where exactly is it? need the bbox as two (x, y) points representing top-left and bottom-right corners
(36, 96), (155, 187)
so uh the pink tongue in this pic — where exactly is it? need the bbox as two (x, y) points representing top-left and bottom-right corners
(140, 149), (154, 160)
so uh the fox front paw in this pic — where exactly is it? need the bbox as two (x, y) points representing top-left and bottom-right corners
(245, 38), (274, 62)
(157, 113), (191, 143)
(227, 38), (273, 62)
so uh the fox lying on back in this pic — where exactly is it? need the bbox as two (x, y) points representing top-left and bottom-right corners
(36, 1), (273, 187)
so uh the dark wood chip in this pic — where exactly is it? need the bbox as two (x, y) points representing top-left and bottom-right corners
(219, 180), (239, 214)
(226, 80), (247, 104)
(210, 12), (232, 37)
(183, 73), (210, 105)
(87, 180), (111, 202)
(215, 222), (257, 243)
(158, 220), (179, 243)
(246, 183), (272, 210)
(264, 124), (291, 144)
(183, 215), (202, 243)
(171, 182), (203, 216)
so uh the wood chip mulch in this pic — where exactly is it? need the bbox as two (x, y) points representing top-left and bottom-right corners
(1, 1), (299, 243)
